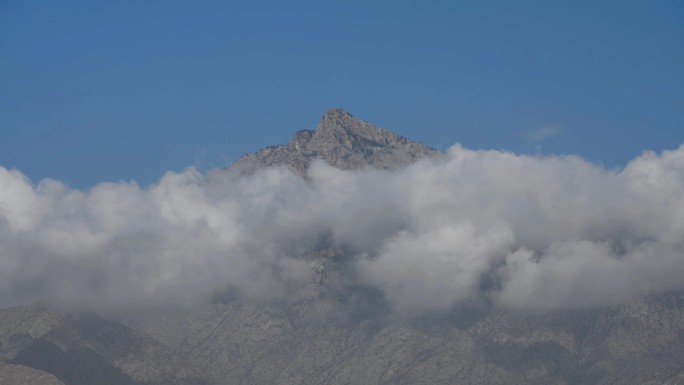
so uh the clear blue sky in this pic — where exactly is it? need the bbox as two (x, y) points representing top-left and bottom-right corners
(2, 0), (683, 188)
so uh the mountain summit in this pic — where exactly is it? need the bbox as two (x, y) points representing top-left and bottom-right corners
(233, 109), (438, 174)
(311, 108), (404, 150)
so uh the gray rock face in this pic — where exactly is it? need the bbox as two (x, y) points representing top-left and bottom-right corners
(232, 108), (439, 175)
(0, 304), (210, 385)
(667, 371), (684, 385)
(6, 293), (684, 385)
(137, 287), (684, 385)
(0, 303), (62, 361)
(0, 361), (64, 385)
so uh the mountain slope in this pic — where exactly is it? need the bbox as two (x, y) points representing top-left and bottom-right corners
(0, 361), (64, 385)
(138, 286), (684, 385)
(0, 304), (211, 385)
(232, 108), (439, 175)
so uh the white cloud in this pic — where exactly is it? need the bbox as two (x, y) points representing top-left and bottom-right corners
(1, 143), (684, 315)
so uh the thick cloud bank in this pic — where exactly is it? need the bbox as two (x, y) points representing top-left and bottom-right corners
(1, 144), (684, 315)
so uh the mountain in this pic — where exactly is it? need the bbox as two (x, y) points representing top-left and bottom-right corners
(0, 361), (64, 385)
(232, 108), (439, 175)
(134, 284), (684, 385)
(0, 303), (210, 385)
(1, 109), (684, 385)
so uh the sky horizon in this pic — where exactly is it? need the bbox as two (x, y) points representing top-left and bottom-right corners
(2, 1), (683, 189)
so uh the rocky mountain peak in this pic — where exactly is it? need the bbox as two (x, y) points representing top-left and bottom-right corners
(233, 109), (439, 175)
(308, 108), (401, 152)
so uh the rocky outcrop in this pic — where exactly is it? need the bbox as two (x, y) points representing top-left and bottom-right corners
(232, 108), (439, 175)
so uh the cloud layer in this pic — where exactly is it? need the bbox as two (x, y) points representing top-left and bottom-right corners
(1, 144), (684, 315)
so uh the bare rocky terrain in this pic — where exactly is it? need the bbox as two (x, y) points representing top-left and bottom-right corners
(1, 109), (683, 384)
(231, 108), (439, 175)
(0, 303), (209, 385)
(0, 361), (64, 385)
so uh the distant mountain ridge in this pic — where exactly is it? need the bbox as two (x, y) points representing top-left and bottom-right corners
(232, 108), (439, 175)
(0, 303), (209, 385)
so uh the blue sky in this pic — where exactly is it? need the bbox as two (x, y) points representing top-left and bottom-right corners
(1, 0), (683, 189)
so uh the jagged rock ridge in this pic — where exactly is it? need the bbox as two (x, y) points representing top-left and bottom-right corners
(232, 108), (439, 175)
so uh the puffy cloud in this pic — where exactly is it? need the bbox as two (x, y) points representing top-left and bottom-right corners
(0, 166), (313, 315)
(358, 222), (514, 314)
(1, 143), (684, 315)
